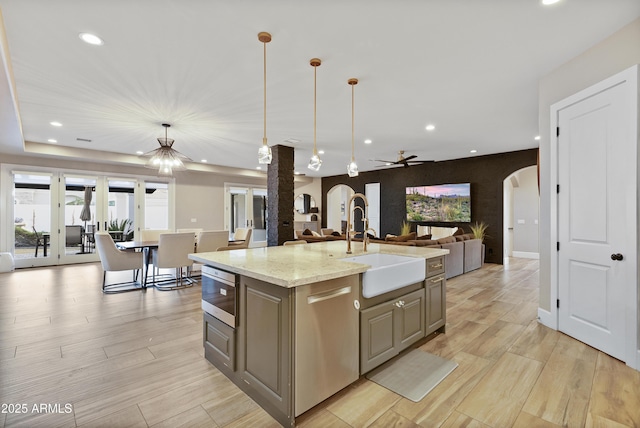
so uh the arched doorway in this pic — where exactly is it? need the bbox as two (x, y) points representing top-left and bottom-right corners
(503, 165), (539, 259)
(326, 184), (354, 234)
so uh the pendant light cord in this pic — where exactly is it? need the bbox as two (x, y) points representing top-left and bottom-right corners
(351, 83), (355, 162)
(313, 63), (317, 155)
(263, 40), (267, 144)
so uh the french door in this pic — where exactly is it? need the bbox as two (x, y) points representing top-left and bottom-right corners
(225, 184), (267, 247)
(3, 165), (172, 268)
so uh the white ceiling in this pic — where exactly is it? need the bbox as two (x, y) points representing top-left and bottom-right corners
(0, 0), (638, 177)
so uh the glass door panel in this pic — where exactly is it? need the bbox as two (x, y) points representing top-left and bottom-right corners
(144, 182), (169, 230)
(252, 189), (267, 246)
(107, 179), (136, 242)
(60, 176), (99, 263)
(13, 173), (53, 267)
(227, 185), (267, 247)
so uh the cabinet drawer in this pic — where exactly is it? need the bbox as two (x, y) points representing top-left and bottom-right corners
(426, 256), (445, 277)
(204, 312), (236, 371)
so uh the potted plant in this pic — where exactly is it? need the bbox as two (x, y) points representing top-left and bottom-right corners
(470, 221), (488, 265)
(400, 221), (411, 236)
(470, 221), (489, 242)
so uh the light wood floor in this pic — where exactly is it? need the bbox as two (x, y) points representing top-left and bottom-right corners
(1, 259), (638, 427)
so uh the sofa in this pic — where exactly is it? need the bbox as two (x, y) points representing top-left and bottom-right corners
(295, 228), (483, 279)
(403, 232), (483, 279)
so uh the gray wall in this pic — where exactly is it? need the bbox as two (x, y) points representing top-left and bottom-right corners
(538, 18), (640, 311)
(322, 149), (538, 264)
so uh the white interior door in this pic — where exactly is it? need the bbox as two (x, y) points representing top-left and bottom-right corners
(557, 78), (634, 362)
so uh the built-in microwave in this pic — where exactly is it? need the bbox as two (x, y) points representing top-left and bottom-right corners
(201, 265), (238, 328)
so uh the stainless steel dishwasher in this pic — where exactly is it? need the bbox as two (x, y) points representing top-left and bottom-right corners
(294, 275), (360, 416)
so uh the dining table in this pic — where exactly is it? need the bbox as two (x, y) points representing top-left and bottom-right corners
(115, 240), (158, 287)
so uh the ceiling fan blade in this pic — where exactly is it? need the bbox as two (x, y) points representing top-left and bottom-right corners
(403, 154), (417, 162)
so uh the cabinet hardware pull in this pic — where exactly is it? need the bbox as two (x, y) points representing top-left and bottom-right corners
(430, 263), (443, 269)
(430, 276), (445, 283)
(307, 286), (352, 304)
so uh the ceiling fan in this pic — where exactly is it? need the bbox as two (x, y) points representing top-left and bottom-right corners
(374, 150), (433, 168)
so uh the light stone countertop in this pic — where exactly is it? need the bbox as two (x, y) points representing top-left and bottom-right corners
(189, 241), (448, 288)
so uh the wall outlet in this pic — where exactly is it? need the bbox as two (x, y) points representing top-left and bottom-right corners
(190, 218), (197, 223)
(517, 219), (525, 224)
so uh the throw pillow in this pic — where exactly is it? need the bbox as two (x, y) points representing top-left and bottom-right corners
(311, 230), (321, 237)
(386, 232), (416, 242)
(302, 228), (313, 236)
(453, 227), (464, 236)
(416, 234), (432, 240)
(331, 231), (342, 236)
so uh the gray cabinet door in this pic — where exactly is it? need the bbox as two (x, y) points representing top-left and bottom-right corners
(397, 288), (426, 351)
(426, 274), (446, 334)
(238, 276), (291, 417)
(360, 300), (397, 374)
(360, 288), (427, 374)
(203, 312), (236, 372)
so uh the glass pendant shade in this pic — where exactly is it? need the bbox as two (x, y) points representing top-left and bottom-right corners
(347, 160), (359, 177)
(258, 141), (272, 164)
(308, 154), (322, 171)
(142, 124), (190, 176)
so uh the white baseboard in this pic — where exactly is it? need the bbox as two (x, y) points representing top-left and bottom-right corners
(512, 251), (539, 259)
(537, 307), (556, 329)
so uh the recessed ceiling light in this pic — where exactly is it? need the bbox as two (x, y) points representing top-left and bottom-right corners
(136, 151), (144, 155)
(470, 149), (477, 153)
(364, 139), (372, 144)
(318, 150), (325, 155)
(534, 135), (541, 140)
(79, 33), (104, 46)
(425, 124), (435, 131)
(47, 139), (57, 143)
(201, 159), (207, 163)
(542, 0), (560, 4)
(256, 166), (262, 170)
(50, 121), (62, 127)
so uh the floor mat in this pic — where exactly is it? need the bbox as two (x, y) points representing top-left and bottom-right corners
(366, 349), (458, 402)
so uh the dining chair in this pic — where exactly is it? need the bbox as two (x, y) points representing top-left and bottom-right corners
(231, 227), (249, 242)
(177, 228), (203, 250)
(94, 232), (144, 293)
(229, 228), (252, 247)
(196, 230), (230, 253)
(65, 225), (84, 249)
(283, 240), (307, 246)
(151, 232), (195, 290)
(32, 227), (47, 257)
(140, 229), (172, 242)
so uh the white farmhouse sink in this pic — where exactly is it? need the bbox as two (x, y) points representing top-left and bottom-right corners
(342, 253), (426, 298)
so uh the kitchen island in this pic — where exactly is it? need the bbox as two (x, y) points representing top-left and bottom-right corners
(190, 241), (448, 427)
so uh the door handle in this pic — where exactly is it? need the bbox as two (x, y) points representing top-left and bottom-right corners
(611, 253), (624, 261)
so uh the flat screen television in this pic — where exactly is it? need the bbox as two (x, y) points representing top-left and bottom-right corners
(406, 183), (471, 222)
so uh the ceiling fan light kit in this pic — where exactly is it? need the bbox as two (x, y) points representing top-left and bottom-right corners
(308, 58), (322, 172)
(142, 123), (191, 176)
(347, 77), (359, 177)
(258, 32), (273, 164)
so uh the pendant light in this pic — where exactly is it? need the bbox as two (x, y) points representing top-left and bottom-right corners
(257, 32), (272, 164)
(308, 58), (322, 171)
(347, 78), (359, 177)
(142, 123), (191, 176)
